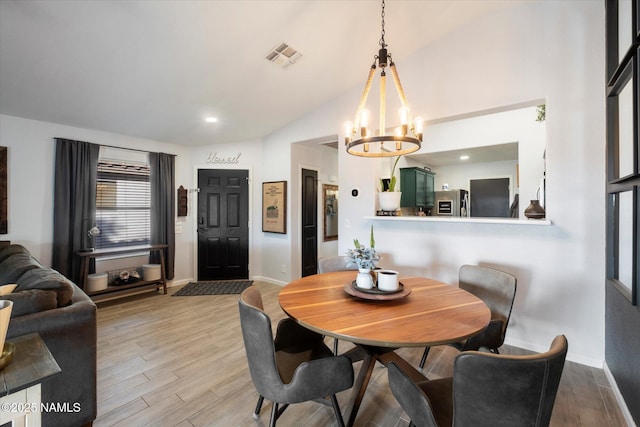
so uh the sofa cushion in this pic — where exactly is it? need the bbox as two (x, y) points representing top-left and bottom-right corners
(0, 252), (41, 284)
(0, 244), (31, 264)
(16, 268), (74, 307)
(1, 289), (58, 318)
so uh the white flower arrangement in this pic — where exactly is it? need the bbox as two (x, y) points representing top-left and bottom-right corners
(346, 226), (380, 270)
(88, 226), (101, 238)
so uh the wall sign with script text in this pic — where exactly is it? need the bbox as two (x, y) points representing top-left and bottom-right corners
(205, 152), (242, 165)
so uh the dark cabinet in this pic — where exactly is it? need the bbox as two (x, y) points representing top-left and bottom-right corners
(400, 167), (435, 210)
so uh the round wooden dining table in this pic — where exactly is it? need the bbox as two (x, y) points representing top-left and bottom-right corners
(279, 271), (491, 427)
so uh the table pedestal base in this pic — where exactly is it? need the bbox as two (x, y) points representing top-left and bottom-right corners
(343, 345), (427, 427)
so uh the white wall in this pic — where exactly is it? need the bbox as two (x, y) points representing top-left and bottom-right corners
(262, 2), (606, 366)
(260, 89), (349, 283)
(0, 114), (193, 284)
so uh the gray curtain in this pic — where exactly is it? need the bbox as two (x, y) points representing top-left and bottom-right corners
(52, 138), (100, 284)
(149, 152), (175, 280)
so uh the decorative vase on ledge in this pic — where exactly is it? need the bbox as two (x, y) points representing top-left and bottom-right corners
(379, 192), (402, 212)
(524, 199), (546, 219)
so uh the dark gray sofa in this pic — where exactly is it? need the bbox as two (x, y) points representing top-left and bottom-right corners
(0, 243), (96, 427)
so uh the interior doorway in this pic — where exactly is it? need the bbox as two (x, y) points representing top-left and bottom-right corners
(197, 169), (249, 280)
(301, 168), (318, 277)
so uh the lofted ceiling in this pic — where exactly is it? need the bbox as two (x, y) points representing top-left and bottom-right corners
(0, 0), (514, 146)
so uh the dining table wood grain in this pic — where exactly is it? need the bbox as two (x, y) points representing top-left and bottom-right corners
(279, 271), (491, 347)
(279, 271), (491, 427)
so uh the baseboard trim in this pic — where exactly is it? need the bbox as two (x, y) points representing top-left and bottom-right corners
(251, 276), (286, 287)
(604, 362), (637, 427)
(166, 278), (192, 288)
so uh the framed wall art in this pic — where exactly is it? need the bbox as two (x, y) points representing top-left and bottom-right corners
(323, 184), (338, 241)
(262, 181), (287, 234)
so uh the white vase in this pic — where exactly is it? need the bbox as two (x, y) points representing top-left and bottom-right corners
(355, 268), (374, 289)
(379, 192), (402, 211)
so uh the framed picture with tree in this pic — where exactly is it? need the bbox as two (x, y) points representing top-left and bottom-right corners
(262, 181), (287, 234)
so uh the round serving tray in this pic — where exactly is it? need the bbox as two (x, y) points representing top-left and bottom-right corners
(344, 281), (411, 301)
(0, 341), (16, 370)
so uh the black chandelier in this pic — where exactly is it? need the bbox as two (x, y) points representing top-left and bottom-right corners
(344, 0), (423, 157)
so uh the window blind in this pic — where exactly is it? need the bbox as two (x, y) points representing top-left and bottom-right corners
(95, 160), (150, 249)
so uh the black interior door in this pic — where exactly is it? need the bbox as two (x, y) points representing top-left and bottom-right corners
(301, 169), (318, 277)
(197, 169), (249, 280)
(470, 178), (510, 217)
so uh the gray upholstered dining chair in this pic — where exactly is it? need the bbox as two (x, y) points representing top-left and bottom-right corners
(390, 335), (568, 427)
(419, 264), (517, 369)
(238, 287), (354, 427)
(317, 255), (358, 354)
(318, 255), (358, 274)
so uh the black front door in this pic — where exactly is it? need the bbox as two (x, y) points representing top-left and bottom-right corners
(301, 169), (318, 277)
(197, 169), (249, 280)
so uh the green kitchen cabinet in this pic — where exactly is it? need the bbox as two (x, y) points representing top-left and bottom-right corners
(400, 167), (435, 209)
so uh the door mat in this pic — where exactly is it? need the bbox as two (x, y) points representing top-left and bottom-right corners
(172, 280), (253, 296)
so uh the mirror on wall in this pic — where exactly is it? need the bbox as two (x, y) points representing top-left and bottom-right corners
(394, 104), (546, 219)
(323, 184), (338, 241)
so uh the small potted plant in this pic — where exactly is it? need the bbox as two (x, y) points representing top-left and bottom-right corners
(379, 156), (402, 212)
(86, 225), (100, 251)
(346, 226), (380, 289)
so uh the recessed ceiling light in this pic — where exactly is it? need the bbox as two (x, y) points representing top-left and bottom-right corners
(460, 155), (469, 160)
(205, 117), (218, 123)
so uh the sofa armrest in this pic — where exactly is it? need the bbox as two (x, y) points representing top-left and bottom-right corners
(7, 284), (96, 340)
(6, 284), (97, 427)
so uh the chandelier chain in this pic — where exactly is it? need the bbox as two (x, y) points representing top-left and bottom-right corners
(379, 0), (386, 48)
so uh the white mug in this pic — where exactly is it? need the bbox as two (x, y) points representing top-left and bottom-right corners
(377, 270), (399, 291)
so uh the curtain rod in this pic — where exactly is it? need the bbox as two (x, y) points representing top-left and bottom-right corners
(54, 137), (177, 157)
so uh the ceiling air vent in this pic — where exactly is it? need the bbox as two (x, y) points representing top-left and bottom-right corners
(265, 42), (303, 69)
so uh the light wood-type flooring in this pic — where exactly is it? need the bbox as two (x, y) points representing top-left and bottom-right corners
(95, 281), (627, 427)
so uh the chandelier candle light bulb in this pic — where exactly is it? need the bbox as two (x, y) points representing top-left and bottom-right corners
(395, 127), (403, 150)
(361, 110), (369, 137)
(344, 121), (354, 143)
(414, 116), (424, 139)
(399, 107), (409, 133)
